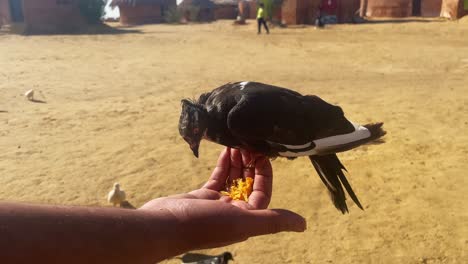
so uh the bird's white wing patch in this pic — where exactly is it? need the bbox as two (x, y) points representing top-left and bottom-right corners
(313, 123), (370, 149)
(278, 149), (319, 157)
(273, 123), (371, 157)
(276, 142), (313, 149)
(239, 81), (249, 90)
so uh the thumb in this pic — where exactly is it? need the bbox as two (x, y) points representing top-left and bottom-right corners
(245, 209), (307, 236)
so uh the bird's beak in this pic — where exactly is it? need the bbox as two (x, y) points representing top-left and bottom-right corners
(190, 144), (199, 158)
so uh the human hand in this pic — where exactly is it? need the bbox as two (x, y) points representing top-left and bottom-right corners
(139, 147), (306, 251)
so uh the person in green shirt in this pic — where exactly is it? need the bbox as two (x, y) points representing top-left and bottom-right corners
(257, 3), (269, 34)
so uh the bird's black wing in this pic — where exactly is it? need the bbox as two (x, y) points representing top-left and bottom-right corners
(226, 82), (365, 212)
(226, 82), (354, 154)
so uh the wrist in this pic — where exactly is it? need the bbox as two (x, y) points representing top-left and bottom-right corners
(137, 207), (190, 262)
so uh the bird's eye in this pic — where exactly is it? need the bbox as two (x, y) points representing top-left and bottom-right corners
(193, 128), (199, 134)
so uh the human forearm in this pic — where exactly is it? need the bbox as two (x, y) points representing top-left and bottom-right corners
(0, 202), (184, 264)
(0, 149), (307, 263)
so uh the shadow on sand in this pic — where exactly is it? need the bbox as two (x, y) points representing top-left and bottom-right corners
(29, 99), (47, 104)
(120, 201), (136, 209)
(360, 18), (446, 25)
(73, 23), (143, 35)
(261, 17), (445, 32)
(1, 23), (142, 36)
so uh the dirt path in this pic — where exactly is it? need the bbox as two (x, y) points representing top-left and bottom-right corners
(0, 19), (467, 263)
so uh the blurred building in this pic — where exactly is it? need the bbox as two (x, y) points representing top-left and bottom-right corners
(110, 0), (176, 25)
(362, 0), (467, 19)
(0, 0), (87, 33)
(212, 0), (238, 19)
(178, 0), (216, 22)
(280, 0), (361, 25)
(271, 0), (467, 25)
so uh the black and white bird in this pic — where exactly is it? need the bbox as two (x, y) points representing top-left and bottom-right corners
(178, 252), (233, 264)
(178, 82), (386, 213)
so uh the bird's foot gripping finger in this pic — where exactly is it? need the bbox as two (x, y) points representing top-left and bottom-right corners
(244, 153), (263, 169)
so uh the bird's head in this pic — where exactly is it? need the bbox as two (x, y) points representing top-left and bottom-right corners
(179, 99), (208, 158)
(113, 183), (120, 190)
(223, 252), (234, 262)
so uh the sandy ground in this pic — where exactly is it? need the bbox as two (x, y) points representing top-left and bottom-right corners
(1, 18), (468, 263)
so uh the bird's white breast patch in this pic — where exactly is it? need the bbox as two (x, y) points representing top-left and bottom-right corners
(239, 81), (249, 90)
(271, 123), (371, 157)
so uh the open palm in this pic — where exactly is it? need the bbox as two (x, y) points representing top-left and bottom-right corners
(140, 148), (306, 251)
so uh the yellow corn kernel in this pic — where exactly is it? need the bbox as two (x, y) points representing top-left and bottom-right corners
(221, 177), (254, 201)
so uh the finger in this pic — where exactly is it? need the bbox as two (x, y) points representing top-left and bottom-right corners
(165, 188), (222, 200)
(166, 193), (198, 199)
(248, 157), (273, 209)
(188, 189), (222, 200)
(240, 149), (255, 179)
(231, 200), (253, 210)
(219, 195), (233, 203)
(202, 148), (230, 191)
(240, 149), (252, 165)
(228, 148), (242, 183)
(243, 209), (307, 235)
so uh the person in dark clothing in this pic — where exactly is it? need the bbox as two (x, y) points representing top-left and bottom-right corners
(257, 3), (269, 34)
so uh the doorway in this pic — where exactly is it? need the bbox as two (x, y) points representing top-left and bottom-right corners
(412, 0), (421, 16)
(9, 0), (24, 22)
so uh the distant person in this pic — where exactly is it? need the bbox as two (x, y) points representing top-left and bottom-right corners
(320, 0), (338, 24)
(315, 4), (325, 29)
(257, 3), (269, 34)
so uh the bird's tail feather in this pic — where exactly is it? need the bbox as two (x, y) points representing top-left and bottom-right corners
(309, 154), (363, 213)
(315, 122), (386, 155)
(363, 122), (386, 144)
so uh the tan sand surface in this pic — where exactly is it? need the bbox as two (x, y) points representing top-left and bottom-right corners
(0, 19), (467, 263)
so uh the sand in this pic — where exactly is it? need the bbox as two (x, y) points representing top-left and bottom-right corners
(0, 19), (467, 263)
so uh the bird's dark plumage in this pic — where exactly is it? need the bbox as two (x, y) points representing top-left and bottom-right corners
(179, 82), (386, 213)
